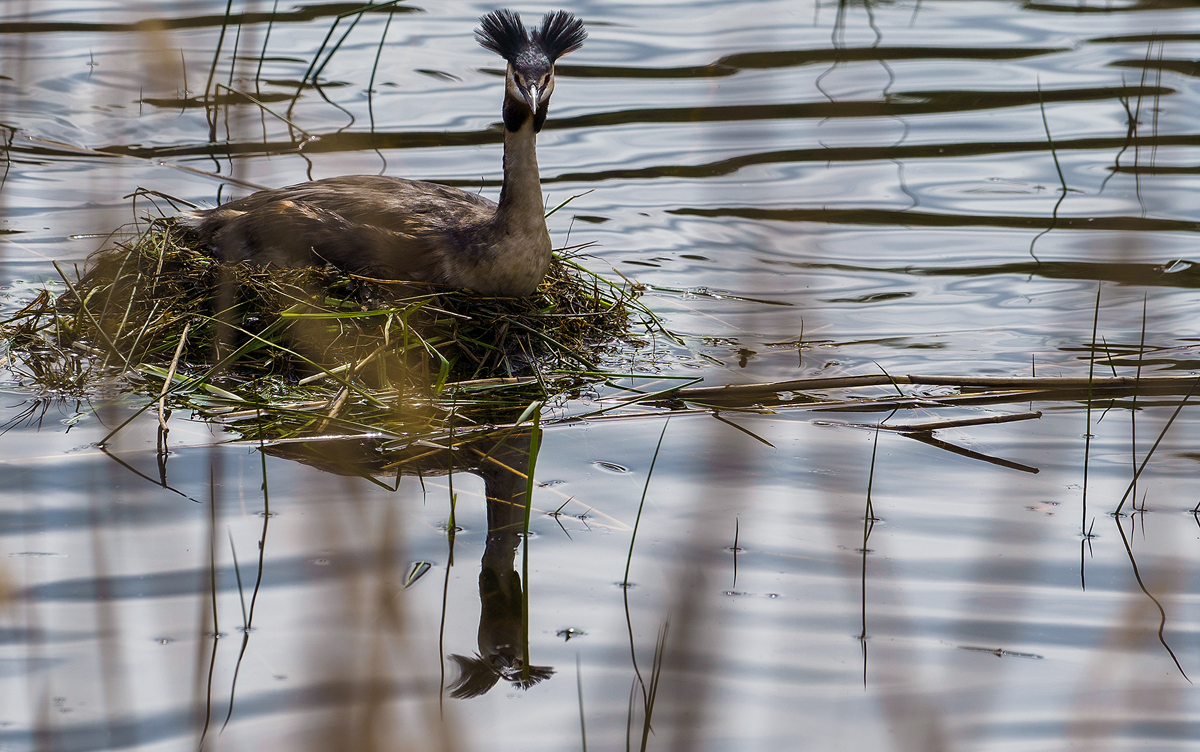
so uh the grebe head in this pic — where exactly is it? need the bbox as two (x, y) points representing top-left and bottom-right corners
(476, 9), (586, 132)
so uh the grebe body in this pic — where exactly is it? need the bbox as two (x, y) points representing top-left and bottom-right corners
(181, 10), (586, 297)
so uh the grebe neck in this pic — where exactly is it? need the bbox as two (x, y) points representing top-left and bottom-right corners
(496, 114), (545, 238)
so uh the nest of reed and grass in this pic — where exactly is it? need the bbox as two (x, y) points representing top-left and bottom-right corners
(1, 217), (656, 446)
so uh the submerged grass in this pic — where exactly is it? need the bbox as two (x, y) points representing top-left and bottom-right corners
(0, 218), (649, 444)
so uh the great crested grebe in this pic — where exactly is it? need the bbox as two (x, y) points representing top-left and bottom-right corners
(181, 9), (586, 297)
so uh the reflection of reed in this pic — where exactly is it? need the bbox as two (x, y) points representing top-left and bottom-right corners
(247, 439), (458, 751)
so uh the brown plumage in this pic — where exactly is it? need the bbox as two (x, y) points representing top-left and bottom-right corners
(181, 10), (586, 297)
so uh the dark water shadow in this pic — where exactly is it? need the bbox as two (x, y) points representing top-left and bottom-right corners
(0, 3), (419, 36)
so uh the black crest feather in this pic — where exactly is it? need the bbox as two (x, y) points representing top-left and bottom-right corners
(476, 10), (529, 64)
(533, 11), (586, 62)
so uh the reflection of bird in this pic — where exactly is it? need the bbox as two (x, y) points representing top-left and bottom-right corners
(448, 652), (556, 699)
(181, 10), (586, 297)
(265, 430), (558, 700)
(447, 564), (555, 699)
(449, 430), (556, 699)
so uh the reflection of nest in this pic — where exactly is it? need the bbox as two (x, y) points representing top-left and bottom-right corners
(447, 653), (555, 699)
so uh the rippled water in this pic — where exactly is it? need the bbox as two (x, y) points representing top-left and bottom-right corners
(4, 1), (1200, 750)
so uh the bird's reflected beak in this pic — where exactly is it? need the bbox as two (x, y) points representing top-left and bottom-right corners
(523, 84), (540, 114)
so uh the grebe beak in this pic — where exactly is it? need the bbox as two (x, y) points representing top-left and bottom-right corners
(522, 83), (540, 115)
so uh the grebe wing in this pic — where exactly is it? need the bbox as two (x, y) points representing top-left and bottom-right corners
(184, 176), (498, 281)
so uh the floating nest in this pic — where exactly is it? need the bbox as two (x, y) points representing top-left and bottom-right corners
(1, 218), (654, 444)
